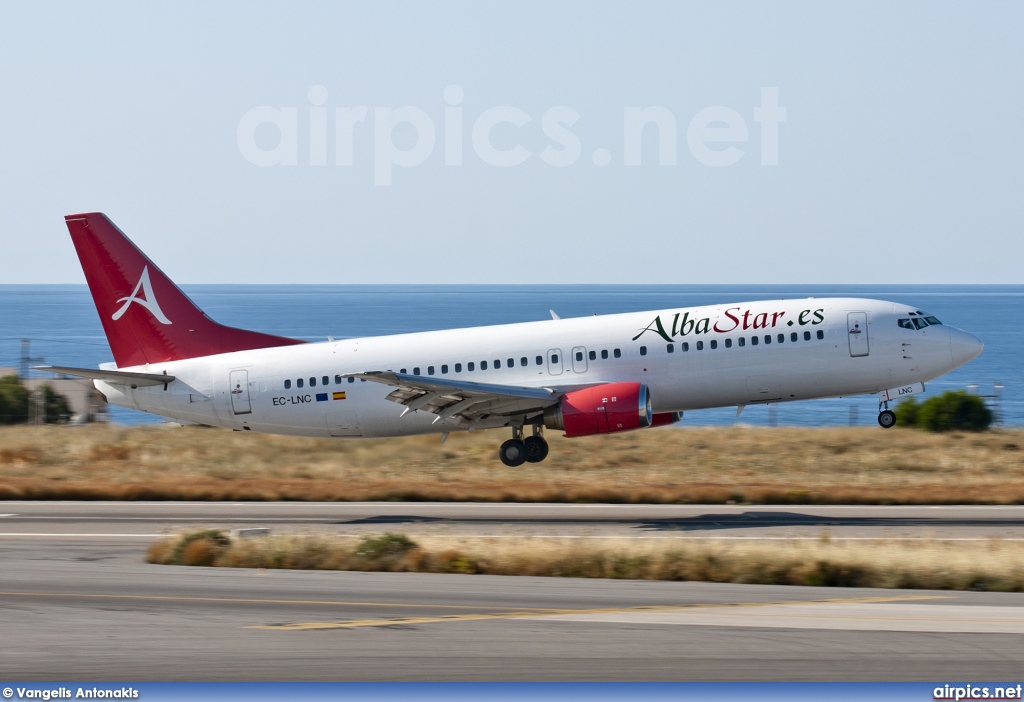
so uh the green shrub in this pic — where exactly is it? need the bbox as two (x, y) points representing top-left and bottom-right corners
(898, 391), (992, 432)
(41, 385), (72, 423)
(0, 376), (28, 425)
(896, 397), (920, 427)
(357, 532), (417, 557)
(355, 533), (419, 568)
(0, 377), (72, 424)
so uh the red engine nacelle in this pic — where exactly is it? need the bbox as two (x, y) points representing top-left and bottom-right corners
(543, 382), (652, 437)
(649, 411), (682, 428)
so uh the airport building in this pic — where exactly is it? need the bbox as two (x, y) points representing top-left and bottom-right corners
(0, 367), (108, 424)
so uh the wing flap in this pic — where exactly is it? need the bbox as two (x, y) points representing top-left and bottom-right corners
(346, 371), (560, 422)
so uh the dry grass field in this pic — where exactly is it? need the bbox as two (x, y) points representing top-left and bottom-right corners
(1, 422), (1022, 504)
(147, 529), (1024, 591)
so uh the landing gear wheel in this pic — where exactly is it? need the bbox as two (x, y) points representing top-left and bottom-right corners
(523, 436), (549, 463)
(499, 439), (527, 467)
(877, 410), (896, 428)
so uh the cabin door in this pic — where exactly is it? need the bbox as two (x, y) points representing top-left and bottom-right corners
(229, 369), (252, 415)
(847, 312), (869, 357)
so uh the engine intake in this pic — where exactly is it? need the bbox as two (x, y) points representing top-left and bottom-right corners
(543, 382), (652, 437)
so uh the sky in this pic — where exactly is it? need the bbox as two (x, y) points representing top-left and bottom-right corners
(0, 1), (1021, 284)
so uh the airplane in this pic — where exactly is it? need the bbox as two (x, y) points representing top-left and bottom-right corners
(40, 213), (984, 466)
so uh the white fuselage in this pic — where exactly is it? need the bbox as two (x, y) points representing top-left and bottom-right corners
(96, 297), (979, 437)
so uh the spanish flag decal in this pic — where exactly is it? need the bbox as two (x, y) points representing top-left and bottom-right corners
(333, 391), (346, 401)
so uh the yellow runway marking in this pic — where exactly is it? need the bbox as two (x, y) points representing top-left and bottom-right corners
(250, 594), (951, 631)
(0, 591), (554, 611)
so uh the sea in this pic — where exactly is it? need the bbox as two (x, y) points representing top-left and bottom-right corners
(0, 284), (1019, 427)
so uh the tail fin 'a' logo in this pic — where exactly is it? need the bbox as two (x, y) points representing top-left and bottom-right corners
(112, 266), (172, 325)
(67, 212), (303, 366)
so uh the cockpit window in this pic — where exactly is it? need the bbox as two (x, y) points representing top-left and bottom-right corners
(898, 314), (943, 330)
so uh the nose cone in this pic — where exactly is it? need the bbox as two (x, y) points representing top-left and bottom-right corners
(949, 327), (984, 368)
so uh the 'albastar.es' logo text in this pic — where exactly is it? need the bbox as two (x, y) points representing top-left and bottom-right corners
(633, 305), (825, 342)
(112, 266), (172, 325)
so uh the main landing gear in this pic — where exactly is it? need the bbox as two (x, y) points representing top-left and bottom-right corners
(877, 399), (897, 428)
(499, 425), (549, 466)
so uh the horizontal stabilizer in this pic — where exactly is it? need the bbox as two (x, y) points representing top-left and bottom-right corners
(33, 366), (175, 387)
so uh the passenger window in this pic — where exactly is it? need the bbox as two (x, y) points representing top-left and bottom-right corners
(428, 366), (435, 375)
(601, 350), (608, 360)
(455, 363), (462, 373)
(614, 349), (621, 358)
(725, 338), (732, 348)
(696, 340), (704, 351)
(335, 375), (342, 384)
(297, 378), (304, 388)
(588, 351), (596, 361)
(441, 365), (448, 374)
(309, 377), (316, 386)
(550, 354), (558, 364)
(639, 346), (647, 356)
(494, 360), (501, 369)
(804, 331), (811, 341)
(508, 358), (515, 367)
(468, 362), (475, 371)
(575, 351), (583, 362)
(710, 339), (718, 349)
(348, 377), (355, 383)
(536, 355), (543, 365)
(481, 361), (488, 370)
(764, 335), (771, 345)
(738, 337), (746, 347)
(751, 336), (758, 346)
(666, 344), (674, 354)
(682, 342), (689, 352)
(521, 357), (528, 366)
(777, 334), (784, 344)
(790, 332), (797, 342)
(284, 379), (291, 390)
(322, 376), (329, 386)
(816, 330), (825, 339)
(413, 367), (421, 375)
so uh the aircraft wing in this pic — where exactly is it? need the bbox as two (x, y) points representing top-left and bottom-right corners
(346, 371), (566, 423)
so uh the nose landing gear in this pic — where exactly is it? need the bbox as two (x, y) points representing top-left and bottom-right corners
(877, 399), (897, 428)
(499, 424), (549, 466)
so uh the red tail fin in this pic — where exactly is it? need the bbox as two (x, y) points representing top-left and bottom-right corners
(66, 213), (303, 367)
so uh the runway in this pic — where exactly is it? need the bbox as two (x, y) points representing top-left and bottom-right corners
(2, 502), (1024, 681)
(4, 501), (1024, 540)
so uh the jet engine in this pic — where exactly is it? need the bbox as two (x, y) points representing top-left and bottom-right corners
(649, 411), (682, 427)
(543, 382), (652, 437)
